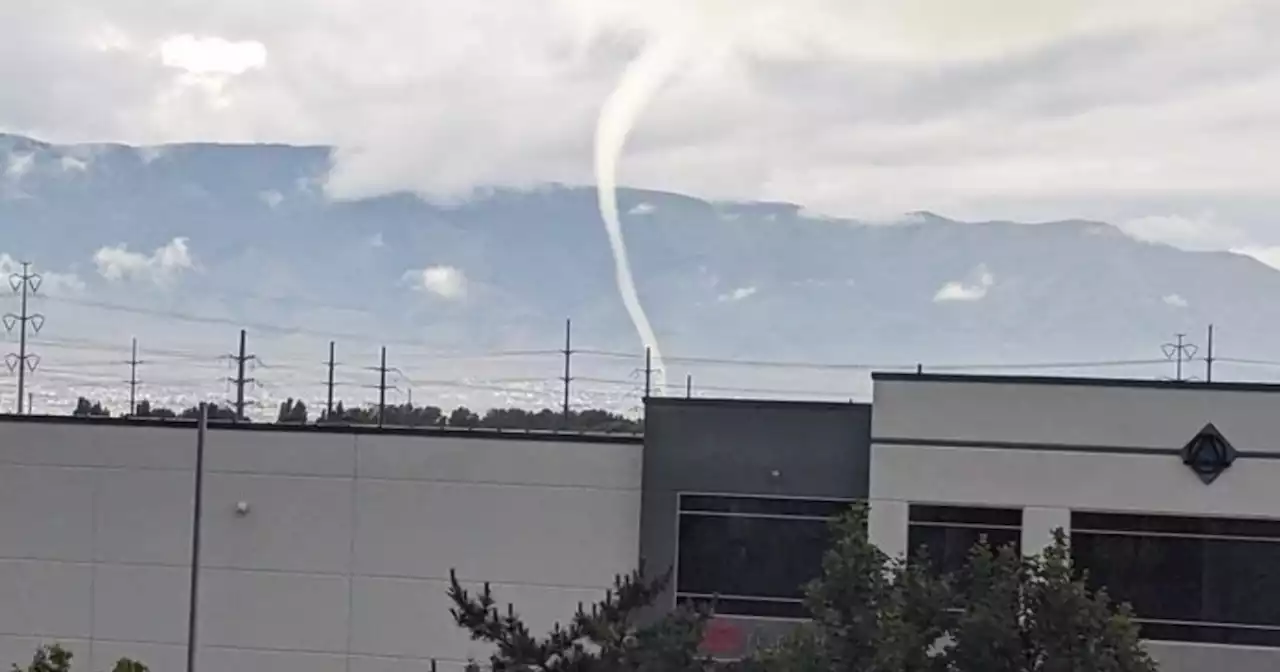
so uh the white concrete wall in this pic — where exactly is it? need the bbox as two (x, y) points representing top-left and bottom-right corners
(0, 420), (642, 672)
(869, 376), (1280, 672)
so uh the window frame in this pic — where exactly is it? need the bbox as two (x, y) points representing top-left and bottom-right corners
(906, 503), (1024, 575)
(673, 491), (855, 621)
(1071, 510), (1280, 647)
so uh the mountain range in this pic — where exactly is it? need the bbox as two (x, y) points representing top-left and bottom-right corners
(2, 132), (1279, 413)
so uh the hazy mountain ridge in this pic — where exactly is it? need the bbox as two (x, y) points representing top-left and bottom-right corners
(3, 132), (1279, 376)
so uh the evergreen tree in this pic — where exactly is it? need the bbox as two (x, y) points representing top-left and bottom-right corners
(448, 564), (714, 672)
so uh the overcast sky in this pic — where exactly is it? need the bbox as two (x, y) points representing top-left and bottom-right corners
(3, 0), (1280, 254)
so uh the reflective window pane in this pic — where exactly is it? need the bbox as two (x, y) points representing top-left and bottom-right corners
(908, 524), (1021, 575)
(677, 513), (833, 601)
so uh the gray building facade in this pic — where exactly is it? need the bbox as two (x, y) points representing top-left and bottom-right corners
(639, 398), (871, 658)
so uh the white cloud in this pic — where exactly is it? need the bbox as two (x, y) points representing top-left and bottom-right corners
(368, 232), (385, 248)
(5, 153), (33, 180)
(405, 265), (467, 300)
(1119, 214), (1245, 251)
(94, 237), (195, 284)
(0, 255), (86, 296)
(0, 0), (1277, 231)
(137, 146), (168, 165)
(934, 264), (995, 302)
(160, 35), (267, 75)
(717, 286), (757, 302)
(1163, 293), (1189, 308)
(59, 155), (89, 172)
(1234, 246), (1280, 271)
(628, 202), (656, 215)
(259, 189), (284, 208)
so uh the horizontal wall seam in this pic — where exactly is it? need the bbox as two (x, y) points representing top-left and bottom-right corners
(872, 436), (1280, 460)
(0, 556), (624, 590)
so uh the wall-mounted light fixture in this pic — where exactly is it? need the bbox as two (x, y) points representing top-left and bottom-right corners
(234, 501), (251, 516)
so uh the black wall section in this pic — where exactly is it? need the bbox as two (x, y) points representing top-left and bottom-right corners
(639, 397), (872, 658)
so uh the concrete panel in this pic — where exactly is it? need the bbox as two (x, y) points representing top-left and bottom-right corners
(198, 569), (349, 653)
(354, 479), (639, 587)
(89, 642), (185, 672)
(867, 499), (908, 559)
(201, 473), (353, 574)
(870, 443), (1280, 519)
(0, 636), (88, 672)
(0, 422), (101, 468)
(94, 469), (193, 566)
(349, 576), (473, 660)
(92, 425), (194, 470)
(356, 435), (642, 490)
(0, 465), (94, 561)
(1147, 641), (1280, 672)
(0, 560), (92, 638)
(350, 576), (601, 662)
(198, 647), (348, 672)
(92, 564), (190, 645)
(207, 430), (355, 477)
(0, 422), (190, 470)
(1021, 507), (1070, 557)
(873, 377), (1280, 454)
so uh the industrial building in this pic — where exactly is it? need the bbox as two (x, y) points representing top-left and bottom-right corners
(3, 372), (1280, 672)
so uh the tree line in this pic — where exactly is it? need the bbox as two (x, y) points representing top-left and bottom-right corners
(70, 397), (642, 433)
(15, 504), (1157, 671)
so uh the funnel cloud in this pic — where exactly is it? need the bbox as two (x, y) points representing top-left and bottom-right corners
(594, 36), (686, 393)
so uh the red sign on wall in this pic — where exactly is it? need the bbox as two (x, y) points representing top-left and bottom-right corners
(701, 618), (745, 657)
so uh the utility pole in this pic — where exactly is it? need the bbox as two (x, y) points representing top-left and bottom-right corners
(686, 374), (692, 399)
(326, 341), (336, 419)
(562, 319), (572, 429)
(4, 261), (44, 414)
(225, 329), (257, 421)
(1161, 333), (1199, 382)
(379, 347), (387, 428)
(185, 403), (208, 672)
(126, 337), (143, 416)
(1205, 324), (1215, 383)
(644, 347), (652, 399)
(362, 347), (399, 428)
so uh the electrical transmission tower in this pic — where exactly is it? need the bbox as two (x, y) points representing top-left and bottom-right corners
(124, 337), (145, 416)
(1161, 333), (1200, 382)
(4, 262), (44, 414)
(225, 329), (257, 421)
(364, 347), (402, 428)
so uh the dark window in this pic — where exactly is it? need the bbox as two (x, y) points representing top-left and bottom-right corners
(1072, 512), (1280, 647)
(907, 505), (1022, 575)
(675, 495), (851, 619)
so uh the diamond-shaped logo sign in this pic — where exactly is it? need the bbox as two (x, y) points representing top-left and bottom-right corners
(1181, 423), (1237, 485)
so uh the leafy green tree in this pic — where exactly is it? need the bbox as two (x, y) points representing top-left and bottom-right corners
(180, 403), (238, 420)
(71, 398), (110, 417)
(276, 398), (308, 423)
(448, 406), (481, 428)
(752, 507), (1157, 672)
(448, 564), (714, 672)
(132, 400), (177, 418)
(948, 533), (1155, 672)
(757, 505), (951, 672)
(13, 644), (146, 672)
